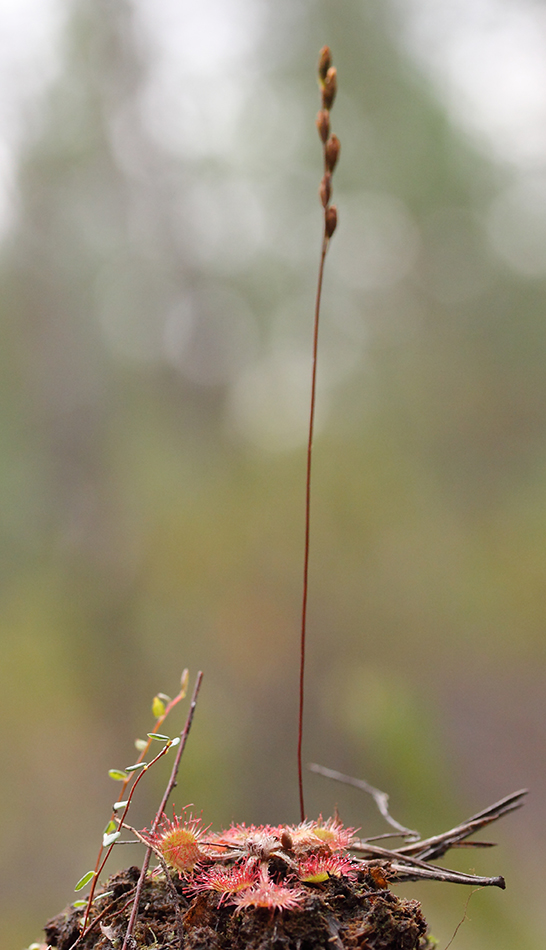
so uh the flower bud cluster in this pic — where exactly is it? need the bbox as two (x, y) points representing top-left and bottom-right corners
(316, 46), (340, 239)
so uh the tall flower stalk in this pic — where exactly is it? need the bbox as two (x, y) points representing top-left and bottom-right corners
(298, 45), (341, 822)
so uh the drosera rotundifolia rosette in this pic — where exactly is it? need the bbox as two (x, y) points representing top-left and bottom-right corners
(134, 813), (359, 912)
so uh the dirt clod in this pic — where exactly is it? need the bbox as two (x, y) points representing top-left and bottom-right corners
(45, 865), (435, 950)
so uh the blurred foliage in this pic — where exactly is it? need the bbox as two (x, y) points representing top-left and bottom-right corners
(0, 1), (544, 948)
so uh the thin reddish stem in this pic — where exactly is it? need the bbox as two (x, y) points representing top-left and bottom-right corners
(121, 670), (204, 950)
(78, 674), (189, 934)
(298, 233), (329, 822)
(73, 741), (174, 948)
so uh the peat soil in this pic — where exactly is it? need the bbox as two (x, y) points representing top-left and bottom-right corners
(45, 865), (435, 950)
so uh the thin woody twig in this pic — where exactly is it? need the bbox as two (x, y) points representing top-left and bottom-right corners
(155, 851), (186, 947)
(395, 788), (528, 861)
(70, 737), (181, 950)
(349, 788), (528, 888)
(69, 886), (139, 943)
(309, 762), (420, 840)
(444, 888), (481, 950)
(310, 763), (526, 883)
(351, 840), (505, 888)
(121, 670), (204, 950)
(375, 857), (504, 890)
(389, 864), (505, 889)
(78, 672), (190, 937)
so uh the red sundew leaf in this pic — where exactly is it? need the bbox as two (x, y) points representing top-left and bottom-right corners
(191, 864), (259, 904)
(233, 880), (305, 912)
(288, 817), (356, 852)
(141, 812), (207, 873)
(298, 853), (358, 883)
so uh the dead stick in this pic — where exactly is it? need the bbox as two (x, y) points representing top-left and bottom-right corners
(121, 670), (204, 950)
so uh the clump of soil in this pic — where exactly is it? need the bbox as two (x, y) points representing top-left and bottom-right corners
(45, 865), (434, 950)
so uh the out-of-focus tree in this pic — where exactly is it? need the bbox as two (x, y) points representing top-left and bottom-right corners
(0, 1), (544, 947)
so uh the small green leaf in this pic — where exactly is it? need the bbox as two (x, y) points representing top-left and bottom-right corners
(135, 738), (147, 752)
(125, 762), (147, 772)
(157, 692), (171, 703)
(113, 800), (128, 811)
(73, 900), (87, 908)
(169, 737), (180, 747)
(94, 890), (114, 902)
(108, 769), (128, 781)
(147, 732), (170, 741)
(75, 870), (96, 891)
(103, 820), (117, 834)
(103, 830), (121, 847)
(152, 695), (166, 718)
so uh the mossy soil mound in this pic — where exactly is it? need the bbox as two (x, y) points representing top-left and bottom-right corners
(45, 865), (435, 950)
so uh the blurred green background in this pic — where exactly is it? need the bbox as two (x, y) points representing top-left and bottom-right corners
(1, 1), (544, 947)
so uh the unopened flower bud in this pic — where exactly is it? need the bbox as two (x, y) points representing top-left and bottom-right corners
(325, 134), (340, 172)
(325, 205), (338, 238)
(318, 46), (331, 84)
(319, 173), (331, 208)
(316, 109), (330, 144)
(322, 67), (337, 109)
(281, 830), (293, 851)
